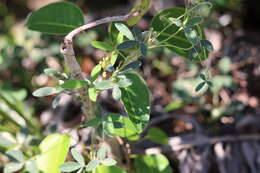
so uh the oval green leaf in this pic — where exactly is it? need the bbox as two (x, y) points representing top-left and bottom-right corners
(32, 87), (63, 97)
(26, 2), (84, 35)
(120, 72), (150, 132)
(59, 162), (82, 172)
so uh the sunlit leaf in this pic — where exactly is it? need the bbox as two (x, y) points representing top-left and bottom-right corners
(59, 162), (82, 172)
(96, 165), (126, 173)
(88, 87), (97, 102)
(134, 154), (172, 173)
(91, 41), (114, 51)
(114, 23), (134, 40)
(60, 80), (89, 90)
(112, 86), (121, 100)
(85, 160), (100, 171)
(71, 149), (85, 165)
(101, 158), (117, 166)
(5, 150), (25, 163)
(120, 72), (150, 132)
(25, 160), (39, 173)
(36, 134), (71, 173)
(97, 145), (108, 160)
(127, 0), (151, 26)
(4, 162), (23, 173)
(95, 80), (115, 90)
(32, 87), (63, 97)
(102, 113), (139, 140)
(91, 64), (102, 81)
(44, 68), (68, 80)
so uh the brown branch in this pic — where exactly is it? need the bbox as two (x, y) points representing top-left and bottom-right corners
(60, 11), (139, 120)
(141, 134), (260, 154)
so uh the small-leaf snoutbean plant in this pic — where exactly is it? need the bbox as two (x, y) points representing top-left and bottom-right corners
(2, 0), (214, 173)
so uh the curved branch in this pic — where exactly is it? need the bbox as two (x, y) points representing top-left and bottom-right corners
(60, 11), (139, 120)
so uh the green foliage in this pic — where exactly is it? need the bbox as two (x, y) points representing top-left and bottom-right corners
(96, 165), (126, 173)
(127, 0), (151, 26)
(36, 134), (71, 173)
(120, 72), (150, 132)
(147, 127), (169, 145)
(102, 113), (139, 140)
(26, 2), (84, 34)
(91, 41), (114, 51)
(151, 7), (213, 61)
(134, 154), (172, 173)
(32, 87), (63, 97)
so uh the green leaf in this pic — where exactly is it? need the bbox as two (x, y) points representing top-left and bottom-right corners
(164, 100), (185, 112)
(32, 87), (63, 97)
(5, 150), (25, 163)
(139, 43), (147, 56)
(112, 86), (121, 100)
(95, 80), (115, 90)
(52, 94), (62, 109)
(120, 72), (150, 132)
(195, 82), (206, 92)
(201, 39), (214, 52)
(185, 16), (203, 27)
(184, 27), (199, 45)
(91, 41), (114, 51)
(121, 61), (142, 72)
(26, 2), (84, 35)
(4, 162), (24, 173)
(44, 68), (68, 80)
(191, 2), (212, 17)
(36, 134), (71, 173)
(91, 64), (102, 81)
(88, 87), (97, 102)
(218, 57), (231, 74)
(59, 162), (82, 172)
(117, 40), (140, 50)
(0, 135), (15, 147)
(110, 52), (118, 65)
(85, 160), (100, 171)
(83, 118), (101, 127)
(132, 27), (143, 41)
(151, 8), (207, 61)
(147, 127), (169, 145)
(96, 165), (126, 173)
(117, 78), (132, 88)
(25, 160), (39, 173)
(168, 17), (182, 27)
(102, 113), (139, 140)
(199, 73), (207, 81)
(105, 65), (115, 73)
(127, 0), (151, 26)
(114, 23), (134, 40)
(60, 80), (89, 90)
(101, 158), (117, 166)
(71, 149), (85, 165)
(134, 154), (172, 173)
(97, 144), (108, 160)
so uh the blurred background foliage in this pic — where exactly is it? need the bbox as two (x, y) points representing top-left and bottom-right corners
(1, 0), (260, 172)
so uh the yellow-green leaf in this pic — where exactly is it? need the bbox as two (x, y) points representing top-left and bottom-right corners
(36, 134), (71, 173)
